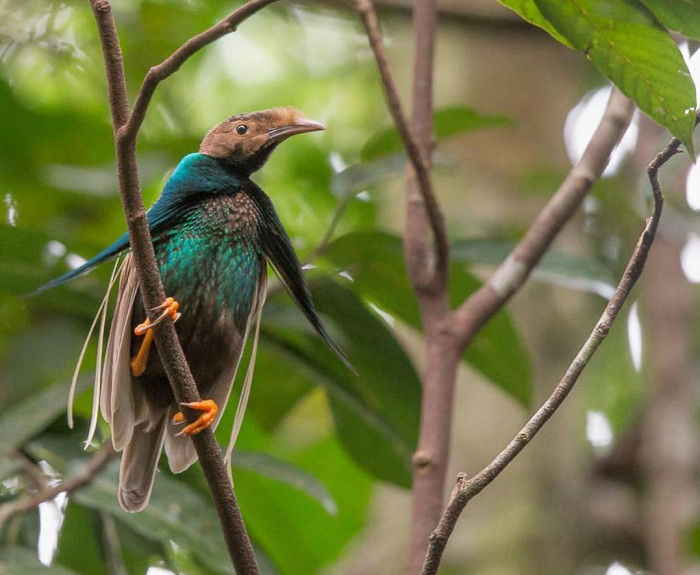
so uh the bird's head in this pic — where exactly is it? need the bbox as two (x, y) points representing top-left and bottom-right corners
(199, 107), (324, 176)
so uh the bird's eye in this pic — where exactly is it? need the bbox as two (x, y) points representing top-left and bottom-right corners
(236, 124), (248, 135)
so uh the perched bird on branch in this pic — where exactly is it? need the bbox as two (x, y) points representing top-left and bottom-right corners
(33, 107), (351, 512)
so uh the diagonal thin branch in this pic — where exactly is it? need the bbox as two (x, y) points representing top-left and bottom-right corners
(354, 0), (449, 289)
(0, 443), (116, 528)
(451, 86), (635, 350)
(421, 122), (694, 575)
(124, 0), (282, 142)
(88, 1), (278, 572)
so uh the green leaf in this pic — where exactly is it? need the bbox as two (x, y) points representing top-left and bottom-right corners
(0, 547), (81, 575)
(235, 436), (372, 575)
(324, 232), (533, 405)
(331, 155), (406, 197)
(54, 505), (109, 575)
(688, 518), (700, 557)
(263, 277), (422, 486)
(638, 0), (700, 41)
(533, 0), (697, 155)
(74, 462), (232, 575)
(234, 450), (337, 515)
(360, 106), (513, 162)
(0, 380), (70, 458)
(495, 0), (574, 47)
(245, 345), (314, 433)
(451, 237), (616, 296)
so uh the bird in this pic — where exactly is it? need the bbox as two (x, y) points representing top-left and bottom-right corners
(33, 107), (351, 512)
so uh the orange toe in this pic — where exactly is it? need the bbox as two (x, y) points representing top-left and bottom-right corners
(175, 399), (218, 435)
(134, 296), (181, 336)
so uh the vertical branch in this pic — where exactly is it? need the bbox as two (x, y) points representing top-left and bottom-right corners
(352, 7), (456, 569)
(404, 0), (459, 572)
(87, 1), (262, 572)
(354, 0), (449, 288)
(405, 0), (440, 290)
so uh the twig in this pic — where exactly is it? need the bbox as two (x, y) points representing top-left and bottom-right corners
(0, 443), (115, 528)
(354, 0), (449, 290)
(101, 511), (129, 575)
(14, 449), (51, 491)
(123, 0), (282, 142)
(452, 87), (635, 350)
(88, 1), (273, 572)
(421, 125), (690, 575)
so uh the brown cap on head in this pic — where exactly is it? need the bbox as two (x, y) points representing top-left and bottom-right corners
(199, 107), (324, 174)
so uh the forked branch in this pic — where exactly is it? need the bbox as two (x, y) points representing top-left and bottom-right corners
(354, 0), (449, 289)
(0, 444), (115, 528)
(421, 121), (695, 574)
(87, 1), (286, 572)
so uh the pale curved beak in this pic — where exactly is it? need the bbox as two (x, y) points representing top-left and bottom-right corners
(267, 118), (325, 144)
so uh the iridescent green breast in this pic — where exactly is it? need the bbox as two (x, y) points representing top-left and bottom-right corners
(155, 192), (264, 327)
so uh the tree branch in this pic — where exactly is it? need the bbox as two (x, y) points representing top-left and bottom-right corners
(421, 123), (692, 575)
(124, 0), (282, 142)
(88, 1), (273, 572)
(0, 443), (115, 528)
(354, 0), (449, 290)
(451, 87), (635, 350)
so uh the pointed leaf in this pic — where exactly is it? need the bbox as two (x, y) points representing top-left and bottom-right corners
(637, 0), (700, 41)
(496, 0), (573, 46)
(234, 450), (337, 515)
(452, 237), (616, 296)
(262, 277), (422, 486)
(324, 232), (532, 405)
(0, 547), (81, 575)
(533, 0), (696, 155)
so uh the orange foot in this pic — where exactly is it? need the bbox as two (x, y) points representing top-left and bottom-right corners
(172, 400), (219, 436)
(130, 297), (181, 377)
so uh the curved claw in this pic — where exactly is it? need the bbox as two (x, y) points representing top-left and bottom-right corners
(134, 297), (181, 336)
(173, 400), (218, 436)
(131, 296), (181, 377)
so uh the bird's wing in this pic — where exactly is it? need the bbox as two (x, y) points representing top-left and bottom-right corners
(225, 264), (267, 463)
(29, 232), (132, 296)
(251, 185), (354, 372)
(29, 185), (202, 296)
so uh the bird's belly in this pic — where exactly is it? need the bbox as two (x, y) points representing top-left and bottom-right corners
(131, 234), (263, 414)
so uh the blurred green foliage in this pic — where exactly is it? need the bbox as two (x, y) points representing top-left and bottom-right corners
(2, 0), (693, 574)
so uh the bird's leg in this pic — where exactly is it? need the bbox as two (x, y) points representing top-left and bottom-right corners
(130, 297), (181, 377)
(172, 400), (219, 435)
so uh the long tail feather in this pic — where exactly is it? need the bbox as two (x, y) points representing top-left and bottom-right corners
(225, 275), (267, 465)
(67, 256), (123, 433)
(118, 417), (167, 512)
(86, 257), (125, 447)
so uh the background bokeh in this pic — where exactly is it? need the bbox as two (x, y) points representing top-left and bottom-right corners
(0, 1), (698, 574)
